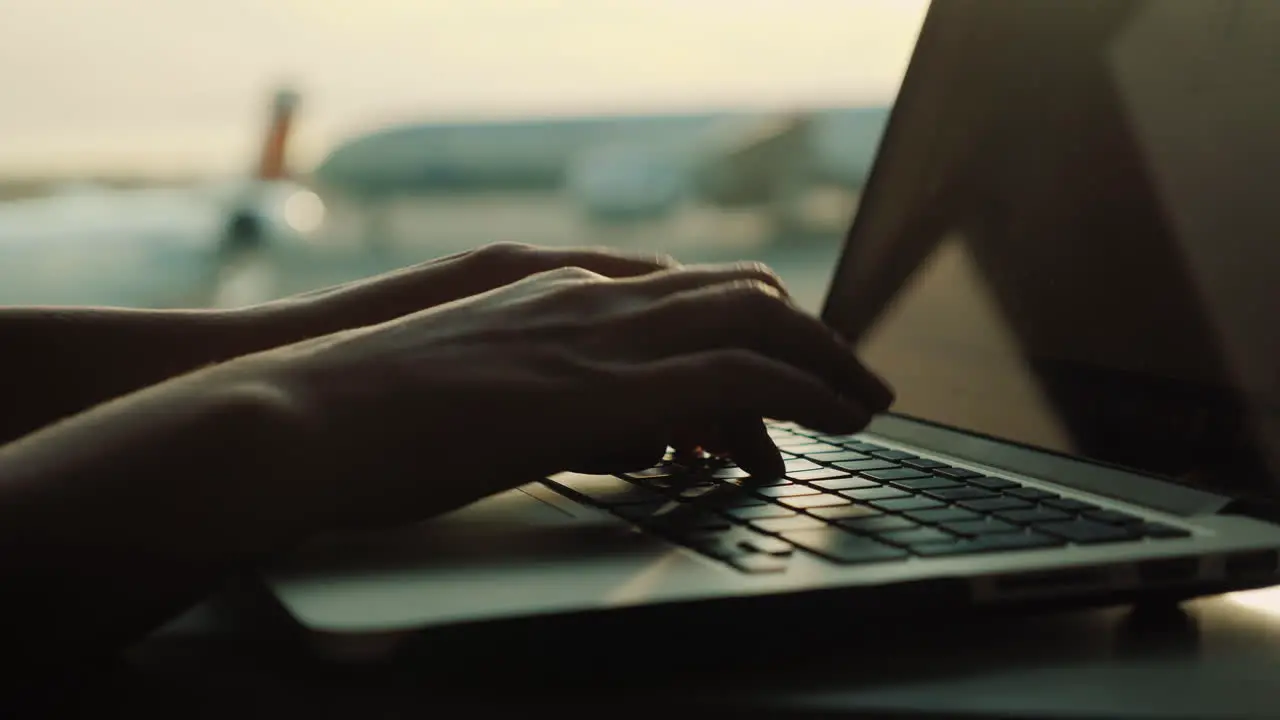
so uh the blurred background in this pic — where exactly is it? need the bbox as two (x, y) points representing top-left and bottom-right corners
(0, 0), (928, 313)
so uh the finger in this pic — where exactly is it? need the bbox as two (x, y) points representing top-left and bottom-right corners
(571, 437), (669, 475)
(398, 243), (679, 303)
(614, 261), (791, 299)
(670, 425), (713, 461)
(533, 246), (680, 279)
(717, 417), (785, 478)
(628, 280), (894, 412)
(630, 349), (871, 436)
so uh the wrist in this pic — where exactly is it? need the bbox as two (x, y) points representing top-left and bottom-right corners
(195, 353), (341, 541)
(242, 288), (367, 351)
(215, 304), (314, 359)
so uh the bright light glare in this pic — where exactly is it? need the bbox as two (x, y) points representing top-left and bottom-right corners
(283, 190), (325, 234)
(1225, 585), (1280, 617)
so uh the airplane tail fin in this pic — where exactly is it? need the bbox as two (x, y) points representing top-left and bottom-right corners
(256, 87), (300, 181)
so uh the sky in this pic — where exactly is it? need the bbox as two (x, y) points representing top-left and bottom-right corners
(0, 0), (928, 176)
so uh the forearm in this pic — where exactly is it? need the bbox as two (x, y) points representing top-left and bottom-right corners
(0, 363), (308, 673)
(0, 306), (296, 446)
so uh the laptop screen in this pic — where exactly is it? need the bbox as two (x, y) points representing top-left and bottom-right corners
(824, 0), (1280, 502)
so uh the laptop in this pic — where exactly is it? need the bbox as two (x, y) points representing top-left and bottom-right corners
(261, 0), (1280, 648)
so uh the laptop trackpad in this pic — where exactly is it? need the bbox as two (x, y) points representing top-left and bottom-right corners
(425, 484), (594, 528)
(269, 484), (657, 575)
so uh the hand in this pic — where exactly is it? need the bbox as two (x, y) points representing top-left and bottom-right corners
(255, 242), (678, 340)
(241, 261), (894, 533)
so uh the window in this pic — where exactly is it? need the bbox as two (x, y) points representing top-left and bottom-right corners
(0, 0), (926, 313)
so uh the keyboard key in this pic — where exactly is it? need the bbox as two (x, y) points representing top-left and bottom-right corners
(739, 535), (795, 555)
(869, 449), (918, 461)
(627, 465), (685, 481)
(1037, 519), (1140, 544)
(631, 475), (683, 491)
(1005, 486), (1059, 500)
(996, 508), (1073, 525)
(914, 531), (1062, 557)
(786, 427), (820, 438)
(807, 450), (871, 463)
(811, 477), (881, 492)
(839, 515), (919, 534)
(547, 474), (636, 496)
(778, 494), (852, 511)
(708, 467), (751, 480)
(942, 518), (1021, 536)
(643, 511), (734, 534)
(965, 476), (1021, 491)
(723, 505), (797, 521)
(842, 442), (886, 453)
(840, 487), (912, 502)
(686, 523), (758, 542)
(834, 459), (900, 473)
(673, 483), (721, 501)
(752, 515), (827, 533)
(788, 467), (851, 482)
(812, 433), (856, 444)
(784, 442), (845, 456)
(1142, 522), (1192, 539)
(905, 507), (982, 524)
(697, 488), (769, 509)
(722, 475), (791, 489)
(781, 529), (909, 564)
(880, 527), (956, 546)
(862, 468), (932, 482)
(925, 487), (999, 502)
(726, 554), (791, 573)
(647, 498), (726, 519)
(891, 476), (963, 491)
(783, 459), (822, 473)
(810, 504), (883, 521)
(611, 500), (674, 521)
(959, 497), (1034, 513)
(1084, 509), (1144, 525)
(773, 435), (818, 448)
(901, 458), (951, 470)
(869, 496), (946, 513)
(688, 535), (750, 560)
(1044, 498), (1101, 513)
(756, 484), (821, 498)
(934, 467), (984, 480)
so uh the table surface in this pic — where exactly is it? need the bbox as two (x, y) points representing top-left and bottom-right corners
(78, 581), (1280, 718)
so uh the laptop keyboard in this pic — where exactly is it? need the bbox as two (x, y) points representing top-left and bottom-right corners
(544, 422), (1193, 573)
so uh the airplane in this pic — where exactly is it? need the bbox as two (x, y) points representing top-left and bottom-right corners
(0, 88), (326, 309)
(309, 105), (890, 243)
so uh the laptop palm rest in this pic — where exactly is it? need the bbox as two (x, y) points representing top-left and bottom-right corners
(261, 485), (705, 635)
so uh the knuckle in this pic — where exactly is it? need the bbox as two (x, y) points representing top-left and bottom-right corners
(714, 348), (763, 376)
(651, 252), (680, 269)
(737, 260), (778, 280)
(476, 241), (537, 265)
(575, 247), (679, 272)
(724, 279), (785, 310)
(545, 265), (605, 282)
